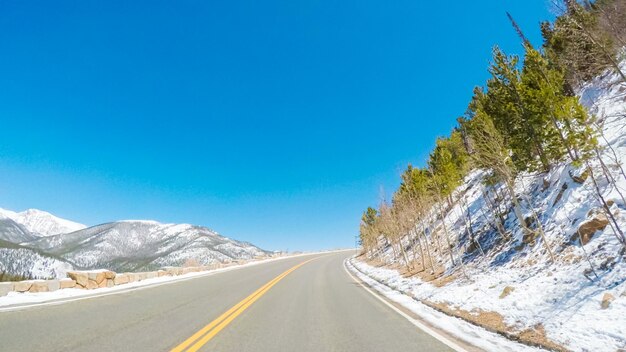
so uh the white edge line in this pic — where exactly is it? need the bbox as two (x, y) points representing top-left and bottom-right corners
(0, 249), (354, 313)
(343, 258), (469, 352)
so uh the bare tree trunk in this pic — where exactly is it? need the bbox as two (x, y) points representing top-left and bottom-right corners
(505, 179), (533, 238)
(517, 176), (556, 262)
(597, 122), (626, 184)
(586, 161), (626, 245)
(412, 227), (427, 271)
(458, 197), (485, 256)
(399, 236), (411, 271)
(482, 188), (508, 240)
(464, 197), (485, 255)
(528, 206), (556, 262)
(427, 213), (444, 261)
(594, 147), (626, 206)
(408, 228), (421, 270)
(579, 235), (599, 280)
(386, 237), (399, 261)
(420, 223), (436, 274)
(561, 2), (626, 83)
(437, 203), (456, 266)
(594, 2), (626, 48)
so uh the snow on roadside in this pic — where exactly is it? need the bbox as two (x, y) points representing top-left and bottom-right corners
(351, 256), (626, 352)
(345, 259), (546, 352)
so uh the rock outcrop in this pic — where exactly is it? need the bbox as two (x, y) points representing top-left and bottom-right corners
(601, 293), (615, 309)
(577, 212), (609, 245)
(0, 282), (13, 297)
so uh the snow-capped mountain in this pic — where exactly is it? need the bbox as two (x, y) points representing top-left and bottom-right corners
(0, 208), (85, 237)
(29, 220), (270, 272)
(0, 218), (39, 243)
(0, 207), (270, 279)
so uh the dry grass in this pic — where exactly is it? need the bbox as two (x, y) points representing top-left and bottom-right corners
(560, 253), (582, 265)
(431, 273), (458, 287)
(518, 324), (568, 352)
(426, 301), (569, 352)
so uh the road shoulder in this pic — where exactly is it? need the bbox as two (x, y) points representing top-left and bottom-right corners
(345, 258), (548, 352)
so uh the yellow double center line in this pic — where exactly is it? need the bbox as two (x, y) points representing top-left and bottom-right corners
(171, 257), (318, 352)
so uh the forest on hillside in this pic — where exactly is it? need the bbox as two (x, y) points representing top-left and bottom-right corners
(359, 0), (626, 276)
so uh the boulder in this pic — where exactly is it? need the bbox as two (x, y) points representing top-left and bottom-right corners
(13, 280), (33, 292)
(59, 278), (76, 289)
(0, 282), (14, 297)
(569, 167), (589, 184)
(126, 273), (137, 283)
(146, 272), (158, 279)
(157, 270), (167, 277)
(67, 272), (89, 287)
(29, 280), (49, 293)
(499, 286), (515, 299)
(587, 207), (605, 218)
(96, 279), (114, 288)
(165, 268), (178, 276)
(46, 280), (60, 292)
(104, 271), (116, 279)
(577, 213), (609, 245)
(113, 274), (129, 285)
(88, 271), (106, 284)
(86, 280), (98, 290)
(601, 293), (615, 309)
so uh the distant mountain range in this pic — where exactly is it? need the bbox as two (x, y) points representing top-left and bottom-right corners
(0, 208), (270, 279)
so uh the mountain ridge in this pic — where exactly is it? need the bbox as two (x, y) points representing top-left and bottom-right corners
(0, 208), (86, 237)
(0, 207), (270, 279)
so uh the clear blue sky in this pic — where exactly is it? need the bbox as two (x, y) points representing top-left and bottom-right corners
(0, 1), (553, 251)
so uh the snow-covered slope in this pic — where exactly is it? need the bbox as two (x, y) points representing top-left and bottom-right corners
(354, 63), (626, 351)
(27, 220), (270, 273)
(0, 218), (38, 243)
(0, 208), (85, 237)
(0, 242), (72, 280)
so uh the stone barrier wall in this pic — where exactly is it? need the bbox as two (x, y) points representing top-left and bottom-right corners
(0, 259), (261, 297)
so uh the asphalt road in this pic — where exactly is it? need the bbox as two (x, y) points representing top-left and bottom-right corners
(0, 251), (454, 351)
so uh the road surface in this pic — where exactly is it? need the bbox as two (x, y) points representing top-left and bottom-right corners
(0, 251), (454, 351)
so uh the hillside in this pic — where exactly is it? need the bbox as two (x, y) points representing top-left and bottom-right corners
(355, 3), (626, 351)
(0, 217), (39, 243)
(354, 63), (626, 352)
(0, 240), (71, 280)
(0, 209), (270, 279)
